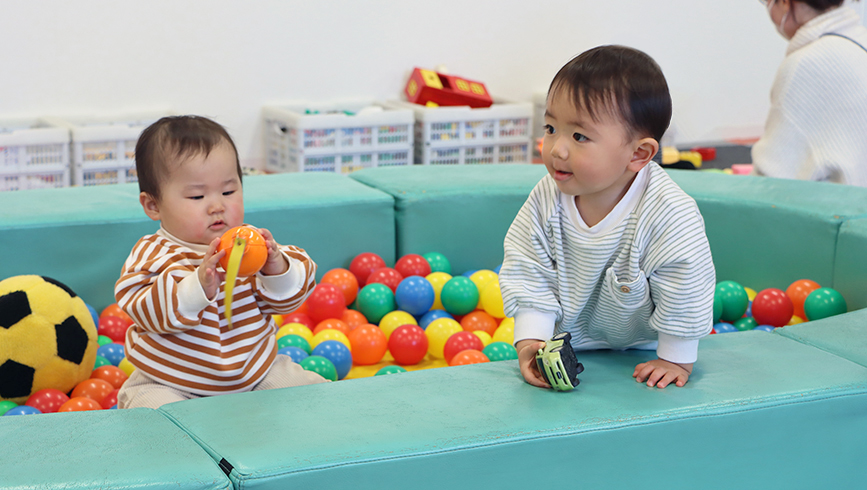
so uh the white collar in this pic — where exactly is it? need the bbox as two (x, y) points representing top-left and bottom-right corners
(157, 226), (211, 254)
(561, 164), (650, 236)
(787, 6), (863, 55)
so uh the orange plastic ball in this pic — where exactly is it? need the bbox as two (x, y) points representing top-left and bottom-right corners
(448, 349), (490, 366)
(313, 318), (350, 335)
(347, 324), (388, 365)
(321, 268), (360, 306)
(100, 303), (133, 325)
(71, 378), (115, 402)
(58, 397), (103, 412)
(90, 366), (129, 389)
(460, 310), (499, 337)
(218, 226), (268, 277)
(786, 279), (821, 320)
(341, 309), (368, 330)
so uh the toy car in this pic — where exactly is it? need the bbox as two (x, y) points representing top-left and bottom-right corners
(535, 332), (584, 391)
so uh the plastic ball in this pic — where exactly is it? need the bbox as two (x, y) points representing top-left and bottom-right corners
(751, 288), (794, 327)
(312, 340), (353, 380)
(449, 350), (490, 366)
(712, 322), (737, 333)
(395, 254), (432, 279)
(440, 277), (480, 315)
(100, 388), (120, 410)
(25, 389), (69, 414)
(355, 283), (396, 324)
(93, 355), (112, 368)
(753, 325), (776, 332)
(443, 331), (484, 363)
(58, 396), (103, 412)
(341, 309), (368, 330)
(100, 303), (133, 325)
(366, 267), (404, 294)
(479, 279), (505, 319)
(282, 312), (315, 330)
(97, 335), (113, 346)
(395, 276), (435, 316)
(272, 314), (283, 326)
(422, 252), (452, 274)
(712, 295), (723, 324)
(492, 318), (515, 344)
(118, 358), (136, 377)
(787, 279), (822, 320)
(733, 317), (758, 332)
(98, 316), (130, 343)
(277, 323), (313, 343)
(310, 329), (351, 351)
(493, 264), (502, 274)
(419, 309), (453, 330)
(472, 330), (492, 347)
(375, 365), (407, 376)
(278, 346), (309, 364)
(347, 324), (388, 365)
(804, 287), (848, 321)
(388, 325), (429, 365)
(306, 284), (347, 323)
(71, 378), (115, 401)
(90, 366), (128, 389)
(4, 405), (41, 416)
(462, 270), (477, 278)
(277, 334), (312, 354)
(349, 252), (387, 286)
(787, 315), (805, 326)
(744, 287), (757, 302)
(320, 268), (360, 306)
(425, 272), (453, 310)
(425, 318), (463, 359)
(483, 342), (518, 361)
(469, 270), (498, 293)
(378, 310), (417, 339)
(87, 304), (100, 330)
(313, 318), (350, 335)
(218, 226), (268, 277)
(0, 401), (18, 416)
(300, 355), (338, 381)
(97, 343), (125, 366)
(715, 281), (749, 322)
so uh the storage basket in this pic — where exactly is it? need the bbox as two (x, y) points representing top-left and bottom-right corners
(0, 119), (70, 191)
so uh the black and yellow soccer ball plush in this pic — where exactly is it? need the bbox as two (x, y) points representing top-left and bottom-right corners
(0, 275), (98, 404)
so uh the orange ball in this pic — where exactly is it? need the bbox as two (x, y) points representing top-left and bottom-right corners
(460, 310), (499, 337)
(313, 318), (350, 335)
(341, 309), (368, 330)
(71, 378), (115, 401)
(347, 324), (388, 365)
(90, 365), (129, 389)
(100, 303), (133, 326)
(448, 349), (490, 366)
(58, 397), (103, 412)
(786, 279), (821, 320)
(321, 268), (360, 306)
(218, 226), (268, 277)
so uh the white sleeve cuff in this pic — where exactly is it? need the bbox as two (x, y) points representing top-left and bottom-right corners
(513, 309), (558, 346)
(257, 252), (306, 300)
(656, 332), (700, 364)
(177, 272), (213, 319)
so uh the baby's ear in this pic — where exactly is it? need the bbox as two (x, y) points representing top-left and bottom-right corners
(139, 192), (161, 222)
(628, 137), (659, 172)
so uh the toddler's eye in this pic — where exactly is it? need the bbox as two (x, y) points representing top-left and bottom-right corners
(543, 124), (555, 135)
(223, 190), (235, 196)
(573, 133), (588, 142)
(188, 196), (204, 200)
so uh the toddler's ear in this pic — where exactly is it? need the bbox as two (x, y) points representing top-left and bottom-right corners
(628, 137), (659, 172)
(140, 192), (161, 221)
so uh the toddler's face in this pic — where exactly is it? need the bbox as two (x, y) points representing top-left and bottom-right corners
(542, 89), (639, 199)
(151, 141), (244, 245)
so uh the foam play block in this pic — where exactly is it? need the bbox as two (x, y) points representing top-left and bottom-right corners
(832, 217), (867, 311)
(776, 308), (867, 368)
(159, 331), (867, 489)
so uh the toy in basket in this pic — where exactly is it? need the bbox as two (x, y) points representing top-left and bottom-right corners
(404, 67), (493, 108)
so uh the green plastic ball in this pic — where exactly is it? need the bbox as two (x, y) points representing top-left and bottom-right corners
(422, 252), (452, 274)
(278, 334), (311, 354)
(375, 365), (407, 376)
(440, 276), (480, 315)
(97, 335), (113, 346)
(300, 355), (338, 381)
(356, 283), (395, 324)
(733, 317), (758, 332)
(713, 294), (723, 324)
(93, 355), (112, 368)
(715, 281), (749, 323)
(482, 342), (518, 361)
(803, 287), (847, 321)
(0, 400), (18, 416)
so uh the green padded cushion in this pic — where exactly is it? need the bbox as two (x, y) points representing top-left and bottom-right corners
(776, 308), (867, 368)
(833, 218), (867, 310)
(2, 408), (231, 490)
(160, 332), (867, 489)
(0, 173), (395, 310)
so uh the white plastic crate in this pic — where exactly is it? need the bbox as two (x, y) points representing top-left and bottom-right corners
(386, 100), (533, 165)
(0, 119), (71, 191)
(45, 112), (169, 186)
(263, 100), (414, 174)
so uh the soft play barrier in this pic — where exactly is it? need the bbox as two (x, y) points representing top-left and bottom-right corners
(2, 165), (866, 489)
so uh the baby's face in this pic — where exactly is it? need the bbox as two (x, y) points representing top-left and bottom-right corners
(154, 141), (244, 245)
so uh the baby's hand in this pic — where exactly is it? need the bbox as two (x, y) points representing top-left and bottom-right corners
(257, 228), (289, 276)
(516, 339), (551, 389)
(633, 359), (693, 388)
(199, 237), (226, 300)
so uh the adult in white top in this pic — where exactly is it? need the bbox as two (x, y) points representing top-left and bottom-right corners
(752, 0), (867, 187)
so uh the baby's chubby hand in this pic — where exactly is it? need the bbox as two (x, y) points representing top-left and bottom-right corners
(256, 227), (289, 276)
(633, 358), (693, 388)
(199, 237), (227, 300)
(516, 339), (551, 389)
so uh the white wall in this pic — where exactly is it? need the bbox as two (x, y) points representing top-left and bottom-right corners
(1, 1), (865, 168)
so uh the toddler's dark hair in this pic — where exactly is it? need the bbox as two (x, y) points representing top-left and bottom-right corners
(549, 45), (672, 142)
(135, 115), (242, 200)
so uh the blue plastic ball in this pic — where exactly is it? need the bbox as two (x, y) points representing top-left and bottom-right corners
(395, 276), (435, 316)
(753, 324), (776, 332)
(97, 343), (125, 366)
(461, 270), (477, 278)
(4, 405), (42, 416)
(493, 264), (502, 274)
(278, 346), (309, 364)
(86, 303), (99, 329)
(311, 340), (352, 380)
(419, 310), (454, 330)
(713, 322), (737, 334)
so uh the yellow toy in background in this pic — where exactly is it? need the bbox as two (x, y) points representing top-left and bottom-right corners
(0, 275), (98, 404)
(661, 147), (703, 169)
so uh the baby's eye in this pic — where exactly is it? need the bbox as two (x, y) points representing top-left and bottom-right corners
(573, 133), (588, 142)
(188, 196), (204, 200)
(543, 124), (555, 135)
(223, 190), (236, 196)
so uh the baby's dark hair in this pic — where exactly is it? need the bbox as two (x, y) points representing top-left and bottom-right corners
(135, 115), (242, 200)
(549, 45), (672, 142)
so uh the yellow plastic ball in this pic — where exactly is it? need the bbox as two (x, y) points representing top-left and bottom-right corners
(425, 272), (452, 310)
(379, 310), (417, 339)
(787, 315), (805, 326)
(118, 357), (136, 377)
(469, 270), (498, 293)
(277, 323), (313, 343)
(425, 318), (463, 359)
(272, 314), (283, 326)
(310, 329), (351, 351)
(744, 287), (757, 302)
(492, 318), (515, 345)
(480, 279), (505, 319)
(472, 330), (492, 347)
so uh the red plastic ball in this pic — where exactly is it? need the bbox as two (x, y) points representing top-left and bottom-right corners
(394, 254), (432, 279)
(98, 316), (130, 343)
(752, 288), (795, 327)
(306, 284), (347, 323)
(91, 365), (129, 389)
(347, 324), (388, 365)
(282, 312), (315, 330)
(449, 349), (490, 366)
(366, 267), (404, 293)
(101, 388), (120, 409)
(58, 397), (103, 412)
(388, 324), (429, 365)
(460, 311), (499, 336)
(25, 389), (70, 414)
(313, 318), (350, 335)
(321, 268), (360, 306)
(443, 331), (485, 364)
(71, 378), (115, 402)
(100, 304), (133, 325)
(349, 252), (387, 287)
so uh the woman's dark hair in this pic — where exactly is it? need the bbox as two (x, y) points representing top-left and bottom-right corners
(798, 0), (847, 10)
(549, 45), (672, 142)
